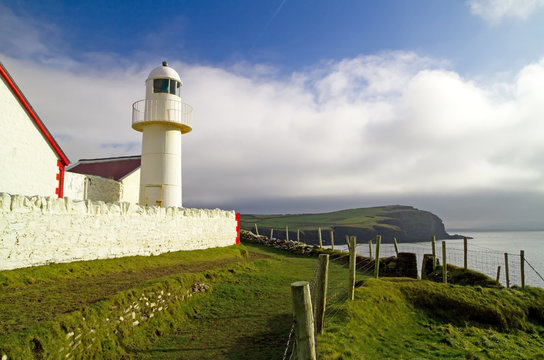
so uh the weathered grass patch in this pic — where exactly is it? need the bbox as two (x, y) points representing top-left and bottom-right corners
(318, 278), (544, 359)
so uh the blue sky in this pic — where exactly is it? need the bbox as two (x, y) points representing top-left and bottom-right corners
(5, 0), (544, 75)
(1, 0), (544, 230)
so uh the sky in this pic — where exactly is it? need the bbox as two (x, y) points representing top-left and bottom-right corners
(1, 0), (544, 231)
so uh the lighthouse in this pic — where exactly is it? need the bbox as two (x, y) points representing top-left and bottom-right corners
(132, 61), (193, 207)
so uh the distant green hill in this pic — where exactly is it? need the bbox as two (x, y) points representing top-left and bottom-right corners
(241, 205), (463, 244)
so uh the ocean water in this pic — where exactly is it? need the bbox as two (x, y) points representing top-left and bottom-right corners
(333, 231), (544, 288)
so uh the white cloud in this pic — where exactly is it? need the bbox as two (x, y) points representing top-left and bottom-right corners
(468, 0), (544, 24)
(1, 3), (543, 215)
(3, 51), (544, 206)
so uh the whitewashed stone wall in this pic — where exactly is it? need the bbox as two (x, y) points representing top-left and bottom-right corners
(64, 172), (123, 203)
(0, 193), (237, 271)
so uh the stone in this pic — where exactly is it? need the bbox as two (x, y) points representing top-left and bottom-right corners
(396, 252), (418, 279)
(0, 193), (11, 212)
(10, 194), (27, 212)
(421, 253), (439, 279)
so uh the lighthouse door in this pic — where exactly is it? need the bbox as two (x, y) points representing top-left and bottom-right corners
(144, 185), (163, 207)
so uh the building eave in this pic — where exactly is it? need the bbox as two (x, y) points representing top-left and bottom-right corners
(0, 61), (69, 166)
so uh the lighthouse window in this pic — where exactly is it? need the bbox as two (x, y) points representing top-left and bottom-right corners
(153, 79), (170, 93)
(170, 80), (180, 96)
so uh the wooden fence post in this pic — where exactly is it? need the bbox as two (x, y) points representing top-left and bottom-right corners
(393, 237), (399, 257)
(297, 229), (300, 242)
(270, 228), (273, 239)
(368, 239), (373, 260)
(330, 230), (334, 251)
(442, 241), (447, 284)
(315, 254), (329, 335)
(349, 236), (356, 301)
(291, 281), (317, 360)
(374, 235), (381, 279)
(255, 224), (259, 236)
(520, 250), (525, 288)
(286, 226), (289, 241)
(431, 236), (437, 270)
(504, 253), (510, 289)
(463, 237), (468, 270)
(496, 265), (501, 283)
(318, 227), (323, 249)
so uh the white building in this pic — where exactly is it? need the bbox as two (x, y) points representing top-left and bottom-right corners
(0, 61), (69, 198)
(65, 156), (141, 203)
(132, 61), (193, 208)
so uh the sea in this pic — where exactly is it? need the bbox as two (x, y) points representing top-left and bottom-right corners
(331, 231), (544, 288)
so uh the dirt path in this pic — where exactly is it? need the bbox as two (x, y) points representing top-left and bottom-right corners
(0, 252), (268, 335)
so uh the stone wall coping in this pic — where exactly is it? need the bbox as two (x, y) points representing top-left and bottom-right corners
(0, 192), (235, 218)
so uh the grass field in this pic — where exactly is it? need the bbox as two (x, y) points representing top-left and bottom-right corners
(1, 241), (543, 359)
(240, 206), (401, 231)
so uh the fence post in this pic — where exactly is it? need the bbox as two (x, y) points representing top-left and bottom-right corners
(255, 224), (259, 236)
(291, 281), (317, 360)
(270, 228), (273, 239)
(374, 235), (381, 278)
(393, 237), (399, 257)
(349, 236), (356, 301)
(318, 227), (323, 249)
(286, 226), (289, 241)
(463, 237), (468, 270)
(520, 250), (525, 288)
(368, 239), (373, 260)
(330, 230), (334, 251)
(442, 241), (447, 284)
(315, 254), (329, 335)
(496, 265), (501, 283)
(297, 229), (300, 242)
(504, 253), (510, 289)
(431, 236), (437, 270)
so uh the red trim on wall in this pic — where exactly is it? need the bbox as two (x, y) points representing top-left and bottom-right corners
(0, 63), (69, 167)
(55, 160), (65, 198)
(235, 213), (241, 244)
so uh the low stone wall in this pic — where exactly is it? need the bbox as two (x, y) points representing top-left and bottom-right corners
(240, 230), (418, 279)
(0, 193), (238, 270)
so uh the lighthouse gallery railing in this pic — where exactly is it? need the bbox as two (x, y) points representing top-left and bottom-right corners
(132, 99), (193, 133)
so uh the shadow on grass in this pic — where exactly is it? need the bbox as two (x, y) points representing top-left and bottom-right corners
(223, 313), (293, 360)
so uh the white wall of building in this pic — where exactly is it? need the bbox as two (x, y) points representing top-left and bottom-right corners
(121, 168), (140, 203)
(0, 192), (238, 271)
(64, 172), (122, 203)
(0, 78), (60, 197)
(64, 170), (141, 203)
(63, 172), (87, 200)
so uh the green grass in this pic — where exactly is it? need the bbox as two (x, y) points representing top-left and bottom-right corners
(0, 245), (249, 289)
(241, 206), (401, 231)
(319, 278), (544, 359)
(125, 243), (358, 359)
(0, 246), (252, 335)
(1, 241), (543, 359)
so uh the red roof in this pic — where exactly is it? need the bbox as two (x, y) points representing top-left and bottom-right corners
(68, 156), (141, 181)
(0, 62), (69, 166)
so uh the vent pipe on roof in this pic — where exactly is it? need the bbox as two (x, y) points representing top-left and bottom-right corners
(162, 61), (168, 66)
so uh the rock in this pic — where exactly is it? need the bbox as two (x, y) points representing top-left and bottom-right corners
(396, 252), (418, 279)
(421, 253), (439, 279)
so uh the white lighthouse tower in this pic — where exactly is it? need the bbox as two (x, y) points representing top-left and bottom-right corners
(132, 61), (192, 207)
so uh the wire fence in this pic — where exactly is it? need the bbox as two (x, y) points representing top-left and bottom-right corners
(345, 239), (543, 288)
(282, 247), (378, 359)
(278, 228), (544, 359)
(282, 259), (320, 360)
